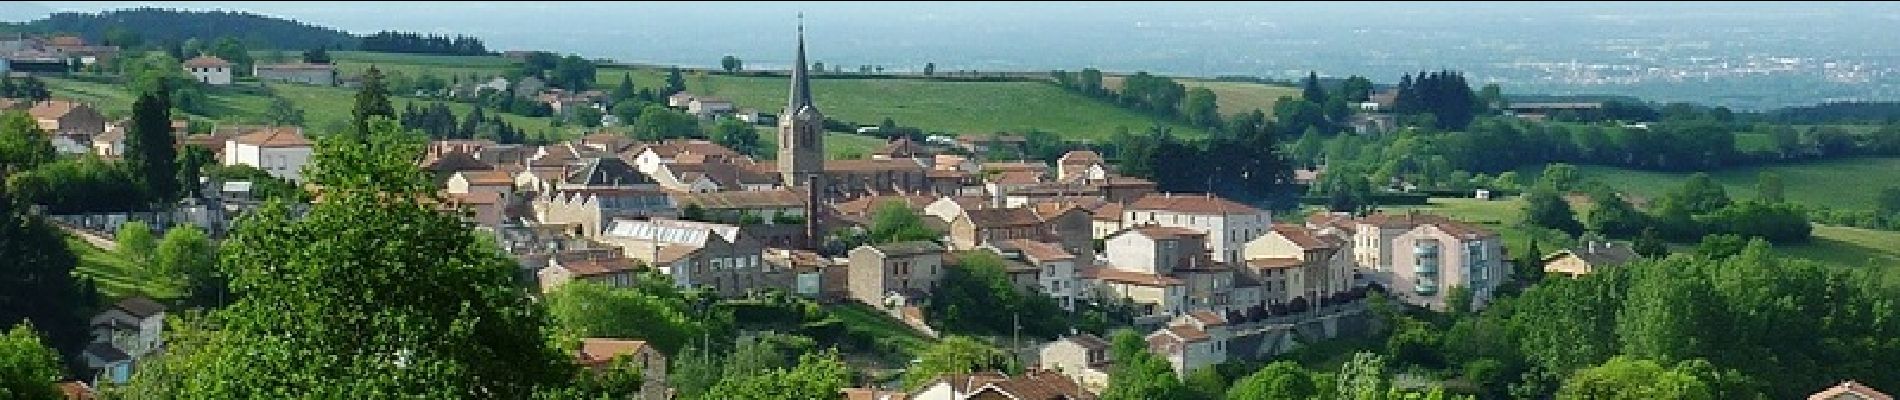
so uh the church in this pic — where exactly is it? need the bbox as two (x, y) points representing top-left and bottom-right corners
(773, 20), (934, 201)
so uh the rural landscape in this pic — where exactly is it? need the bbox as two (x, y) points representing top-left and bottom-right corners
(1, 3), (1898, 400)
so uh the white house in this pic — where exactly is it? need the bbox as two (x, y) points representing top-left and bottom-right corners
(86, 296), (165, 385)
(183, 55), (232, 85)
(686, 97), (735, 119)
(221, 126), (313, 182)
(1122, 193), (1272, 263)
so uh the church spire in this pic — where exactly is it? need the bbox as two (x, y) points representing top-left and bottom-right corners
(788, 13), (814, 114)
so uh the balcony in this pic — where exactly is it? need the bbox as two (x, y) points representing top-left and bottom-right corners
(1415, 280), (1438, 295)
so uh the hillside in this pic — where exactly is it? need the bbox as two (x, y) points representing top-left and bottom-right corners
(321, 52), (1202, 141)
(1104, 75), (1302, 116)
(11, 7), (357, 50)
(1515, 158), (1900, 211)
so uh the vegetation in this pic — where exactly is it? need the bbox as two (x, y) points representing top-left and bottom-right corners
(0, 323), (65, 400)
(901, 336), (1009, 389)
(928, 250), (1070, 338)
(0, 178), (90, 375)
(10, 7), (358, 50)
(544, 278), (731, 356)
(359, 31), (491, 56)
(866, 200), (940, 245)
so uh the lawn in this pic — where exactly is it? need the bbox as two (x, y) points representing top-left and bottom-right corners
(825, 302), (935, 357)
(1106, 75), (1303, 116)
(65, 235), (183, 301)
(1530, 158), (1900, 211)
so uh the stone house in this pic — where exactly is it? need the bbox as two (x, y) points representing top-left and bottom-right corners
(576, 339), (669, 400)
(1038, 333), (1112, 394)
(536, 251), (640, 293)
(597, 218), (772, 298)
(847, 241), (945, 308)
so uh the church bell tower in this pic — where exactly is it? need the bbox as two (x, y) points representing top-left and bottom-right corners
(778, 15), (824, 187)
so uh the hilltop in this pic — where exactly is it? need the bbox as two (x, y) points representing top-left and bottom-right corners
(4, 7), (357, 50)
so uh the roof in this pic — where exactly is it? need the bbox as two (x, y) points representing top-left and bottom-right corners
(115, 296), (166, 318)
(833, 194), (936, 215)
(1059, 150), (1103, 164)
(970, 371), (1097, 400)
(1130, 225), (1205, 239)
(576, 338), (654, 366)
(1091, 202), (1124, 221)
(989, 170), (1043, 185)
(442, 191), (502, 206)
(422, 151), (495, 173)
(998, 239), (1074, 261)
(1546, 241), (1640, 267)
(841, 388), (910, 400)
(826, 158), (927, 173)
(1082, 267), (1184, 287)
(629, 139), (742, 160)
(1188, 310), (1228, 326)
(1247, 258), (1303, 270)
(671, 189), (805, 210)
(1128, 193), (1261, 215)
(1165, 325), (1211, 342)
(962, 207), (1043, 229)
(83, 342), (130, 362)
(555, 256), (638, 277)
(982, 161), (1047, 173)
(564, 157), (653, 187)
(254, 62), (335, 71)
(229, 126), (310, 148)
(28, 100), (91, 121)
(873, 137), (927, 158)
(1810, 381), (1893, 400)
(603, 218), (742, 247)
(1271, 224), (1335, 250)
(455, 170), (515, 186)
(1358, 211), (1498, 238)
(867, 241), (943, 257)
(58, 381), (93, 400)
(183, 55), (231, 68)
(1062, 333), (1109, 351)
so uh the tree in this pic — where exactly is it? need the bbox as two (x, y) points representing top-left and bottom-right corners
(711, 118), (762, 157)
(1670, 173), (1730, 215)
(1632, 228), (1669, 257)
(1301, 71), (1328, 105)
(544, 279), (730, 357)
(265, 97), (305, 126)
(1556, 357), (1712, 400)
(1183, 87), (1220, 128)
(125, 89), (180, 204)
(1586, 187), (1647, 237)
(0, 111), (55, 174)
(930, 250), (1068, 338)
(154, 225), (219, 307)
(1536, 163), (1582, 192)
(1340, 75), (1374, 102)
(0, 183), (88, 376)
(116, 220), (159, 264)
(1184, 366), (1228, 400)
(719, 55), (742, 73)
(610, 73), (636, 103)
(138, 118), (572, 397)
(1523, 186), (1584, 235)
(867, 200), (939, 244)
(923, 62), (936, 76)
(1226, 361), (1317, 400)
(664, 67), (686, 96)
(352, 66), (396, 135)
(1334, 352), (1389, 400)
(902, 336), (1008, 389)
(210, 37), (254, 77)
(301, 47), (331, 64)
(1102, 348), (1186, 400)
(553, 55), (596, 91)
(0, 323), (63, 400)
(702, 350), (849, 399)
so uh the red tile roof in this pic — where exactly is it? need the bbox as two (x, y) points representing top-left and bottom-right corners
(230, 126), (310, 148)
(1128, 193), (1260, 215)
(1167, 325), (1210, 342)
(963, 207), (1043, 229)
(577, 338), (654, 368)
(826, 158), (927, 172)
(183, 55), (231, 68)
(1810, 381), (1894, 400)
(999, 239), (1074, 261)
(456, 170), (515, 186)
(1271, 224), (1334, 249)
(1189, 310), (1228, 326)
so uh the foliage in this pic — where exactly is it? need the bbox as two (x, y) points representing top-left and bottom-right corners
(711, 118), (762, 157)
(1585, 187), (1647, 237)
(351, 66), (396, 135)
(115, 220), (158, 264)
(1102, 345), (1186, 400)
(265, 97), (306, 126)
(1334, 352), (1390, 400)
(133, 118), (572, 397)
(1537, 164), (1583, 192)
(544, 278), (731, 357)
(1522, 186), (1583, 235)
(901, 336), (1008, 390)
(203, 164), (309, 202)
(629, 104), (700, 141)
(928, 250), (1070, 338)
(0, 111), (55, 175)
(21, 8), (359, 50)
(359, 31), (489, 56)
(551, 55), (597, 91)
(1395, 70), (1480, 130)
(1226, 361), (1318, 400)
(302, 48), (332, 64)
(1555, 357), (1713, 400)
(719, 55), (743, 73)
(866, 200), (939, 244)
(0, 186), (88, 374)
(154, 225), (220, 308)
(0, 323), (64, 400)
(700, 350), (849, 400)
(0, 77), (52, 101)
(5, 156), (148, 213)
(1754, 172), (1783, 203)
(125, 88), (180, 204)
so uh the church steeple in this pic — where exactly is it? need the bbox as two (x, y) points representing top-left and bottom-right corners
(787, 13), (815, 114)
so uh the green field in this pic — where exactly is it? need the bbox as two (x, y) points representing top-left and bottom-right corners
(1527, 158), (1900, 211)
(825, 303), (935, 357)
(1106, 75), (1302, 116)
(65, 235), (182, 300)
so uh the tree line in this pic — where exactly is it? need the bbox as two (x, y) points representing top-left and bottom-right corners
(10, 7), (358, 51)
(358, 31), (491, 56)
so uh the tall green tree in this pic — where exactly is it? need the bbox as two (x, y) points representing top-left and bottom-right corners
(1102, 348), (1186, 400)
(1226, 361), (1318, 400)
(544, 279), (730, 357)
(701, 350), (849, 399)
(154, 225), (219, 307)
(711, 118), (761, 157)
(0, 186), (87, 374)
(265, 97), (305, 126)
(1670, 173), (1731, 215)
(1523, 186), (1584, 235)
(116, 220), (158, 264)
(902, 336), (1008, 390)
(0, 323), (63, 400)
(0, 111), (55, 174)
(1555, 357), (1713, 400)
(1586, 187), (1647, 237)
(125, 89), (179, 204)
(137, 118), (571, 397)
(929, 250), (1069, 338)
(719, 55), (742, 73)
(1183, 87), (1220, 128)
(1301, 71), (1328, 105)
(175, 145), (215, 198)
(351, 66), (396, 135)
(866, 200), (939, 244)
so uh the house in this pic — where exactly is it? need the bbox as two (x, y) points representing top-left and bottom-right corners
(182, 55), (232, 85)
(422, 151), (497, 183)
(669, 189), (807, 224)
(598, 218), (774, 297)
(1241, 224), (1356, 311)
(765, 248), (843, 300)
(1542, 240), (1639, 277)
(687, 97), (735, 119)
(441, 190), (506, 227)
(1123, 193), (1271, 263)
(86, 296), (165, 385)
(1090, 225), (1240, 318)
(221, 126), (313, 182)
(1056, 150), (1108, 181)
(910, 371), (1095, 400)
(448, 170), (518, 198)
(513, 76), (546, 97)
(1039, 333), (1112, 393)
(842, 388), (911, 400)
(650, 160), (781, 193)
(736, 108), (775, 125)
(872, 137), (931, 161)
(27, 100), (105, 154)
(1350, 113), (1398, 135)
(822, 158), (932, 200)
(948, 207), (1043, 250)
(533, 188), (676, 238)
(626, 139), (750, 174)
(1145, 321), (1224, 378)
(667, 92), (699, 108)
(559, 157), (659, 190)
(1384, 214), (1507, 311)
(1809, 381), (1892, 400)
(253, 62), (337, 86)
(848, 241), (945, 309)
(576, 339), (670, 400)
(536, 251), (640, 293)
